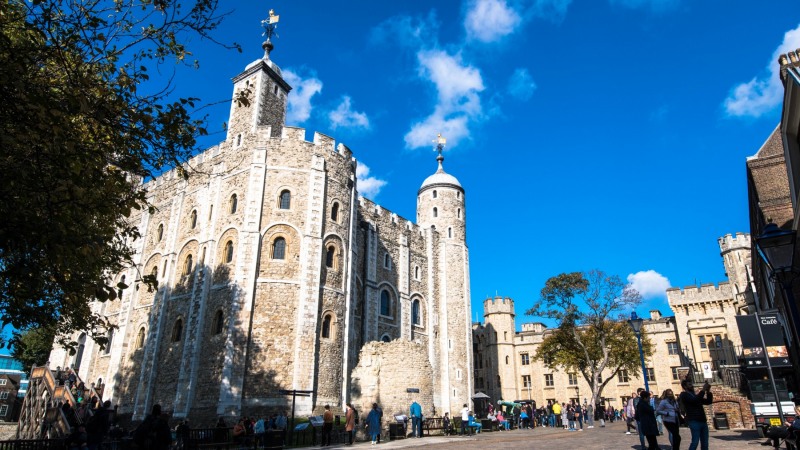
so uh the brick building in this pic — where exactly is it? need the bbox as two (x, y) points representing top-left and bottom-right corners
(48, 30), (473, 424)
(0, 374), (21, 422)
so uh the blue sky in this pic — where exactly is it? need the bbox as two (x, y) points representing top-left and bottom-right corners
(162, 0), (799, 327)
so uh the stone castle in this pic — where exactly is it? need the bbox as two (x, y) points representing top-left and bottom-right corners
(48, 34), (473, 424)
(472, 232), (756, 428)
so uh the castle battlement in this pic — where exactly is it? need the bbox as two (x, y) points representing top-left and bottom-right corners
(719, 232), (751, 253)
(279, 126), (355, 163)
(521, 322), (546, 333)
(358, 196), (421, 235)
(484, 296), (515, 315)
(666, 282), (732, 305)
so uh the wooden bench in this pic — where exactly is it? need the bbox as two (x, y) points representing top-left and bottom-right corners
(423, 417), (455, 436)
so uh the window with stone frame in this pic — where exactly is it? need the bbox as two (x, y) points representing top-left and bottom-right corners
(568, 373), (578, 385)
(229, 194), (238, 214)
(272, 237), (286, 260)
(183, 254), (193, 277)
(171, 319), (183, 342)
(0, 405), (7, 416)
(279, 190), (291, 209)
(381, 335), (391, 343)
(522, 375), (531, 388)
(0, 392), (7, 400)
(521, 353), (530, 365)
(646, 368), (656, 382)
(322, 313), (334, 339)
(412, 299), (421, 326)
(331, 202), (339, 222)
(212, 310), (224, 334)
(190, 209), (197, 229)
(224, 240), (234, 263)
(414, 266), (420, 280)
(544, 374), (554, 387)
(699, 335), (707, 349)
(617, 370), (629, 383)
(384, 253), (391, 270)
(103, 328), (114, 355)
(157, 223), (164, 242)
(671, 366), (680, 380)
(380, 289), (392, 317)
(136, 327), (146, 349)
(667, 341), (679, 355)
(432, 207), (438, 218)
(326, 245), (336, 269)
(0, 379), (6, 386)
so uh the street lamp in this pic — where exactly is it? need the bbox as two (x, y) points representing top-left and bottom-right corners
(756, 223), (800, 347)
(628, 312), (650, 393)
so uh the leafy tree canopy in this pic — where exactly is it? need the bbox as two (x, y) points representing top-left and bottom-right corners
(0, 0), (239, 352)
(527, 270), (652, 404)
(11, 326), (57, 371)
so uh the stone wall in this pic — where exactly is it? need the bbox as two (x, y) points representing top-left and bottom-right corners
(350, 340), (434, 428)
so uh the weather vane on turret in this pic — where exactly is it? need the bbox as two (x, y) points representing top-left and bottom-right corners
(260, 9), (280, 57)
(433, 133), (446, 165)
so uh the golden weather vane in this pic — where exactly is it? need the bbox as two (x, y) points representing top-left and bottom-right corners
(261, 9), (280, 41)
(433, 133), (447, 158)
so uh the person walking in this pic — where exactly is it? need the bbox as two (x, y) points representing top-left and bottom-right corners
(345, 403), (356, 445)
(366, 403), (381, 445)
(625, 392), (638, 435)
(656, 388), (682, 450)
(322, 405), (334, 446)
(680, 379), (713, 450)
(409, 399), (422, 438)
(635, 390), (660, 450)
(460, 404), (470, 435)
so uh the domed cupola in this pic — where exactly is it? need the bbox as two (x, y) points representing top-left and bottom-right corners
(417, 134), (466, 241)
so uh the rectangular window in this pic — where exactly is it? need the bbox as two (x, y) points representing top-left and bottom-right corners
(521, 353), (530, 365)
(0, 405), (7, 417)
(618, 370), (629, 383)
(646, 368), (656, 382)
(568, 373), (578, 385)
(667, 342), (679, 355)
(0, 392), (7, 400)
(715, 334), (723, 348)
(545, 374), (554, 387)
(699, 336), (707, 349)
(671, 367), (680, 380)
(0, 379), (6, 386)
(457, 369), (462, 380)
(522, 375), (531, 388)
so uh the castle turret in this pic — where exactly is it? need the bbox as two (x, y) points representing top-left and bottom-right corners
(226, 19), (292, 142)
(718, 232), (754, 313)
(416, 137), (472, 414)
(482, 297), (516, 401)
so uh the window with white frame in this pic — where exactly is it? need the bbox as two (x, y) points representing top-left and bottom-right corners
(544, 374), (554, 387)
(0, 405), (7, 416)
(0, 379), (6, 386)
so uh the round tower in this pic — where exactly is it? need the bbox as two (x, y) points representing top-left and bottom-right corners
(416, 136), (472, 416)
(482, 297), (516, 401)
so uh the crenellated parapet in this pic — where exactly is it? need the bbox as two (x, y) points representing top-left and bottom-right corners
(484, 296), (515, 316)
(718, 232), (751, 254)
(667, 282), (733, 306)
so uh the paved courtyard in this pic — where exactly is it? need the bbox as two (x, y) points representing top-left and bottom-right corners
(298, 421), (768, 449)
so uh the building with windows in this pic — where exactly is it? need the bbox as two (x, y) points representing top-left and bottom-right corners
(0, 374), (21, 422)
(47, 31), (473, 424)
(473, 232), (755, 427)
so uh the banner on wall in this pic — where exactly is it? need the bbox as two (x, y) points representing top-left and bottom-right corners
(735, 313), (791, 369)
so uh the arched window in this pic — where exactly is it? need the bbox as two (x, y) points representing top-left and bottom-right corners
(230, 194), (238, 214)
(183, 255), (193, 276)
(224, 240), (234, 263)
(458, 208), (462, 219)
(150, 266), (158, 280)
(505, 355), (509, 364)
(157, 224), (164, 242)
(172, 319), (183, 342)
(326, 246), (335, 269)
(432, 190), (437, 198)
(448, 227), (452, 238)
(432, 207), (438, 218)
(190, 210), (197, 229)
(213, 310), (224, 334)
(279, 190), (291, 209)
(380, 290), (391, 316)
(136, 327), (146, 349)
(272, 237), (286, 260)
(331, 203), (339, 222)
(103, 328), (114, 355)
(322, 314), (333, 339)
(412, 299), (420, 326)
(381, 335), (391, 343)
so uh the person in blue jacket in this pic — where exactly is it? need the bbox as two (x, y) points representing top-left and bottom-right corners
(410, 400), (423, 438)
(366, 403), (382, 445)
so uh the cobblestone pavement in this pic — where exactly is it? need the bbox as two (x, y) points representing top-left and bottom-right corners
(299, 421), (769, 449)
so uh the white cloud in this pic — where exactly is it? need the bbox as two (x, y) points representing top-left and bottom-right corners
(464, 0), (522, 43)
(724, 24), (800, 118)
(507, 68), (537, 101)
(329, 96), (370, 130)
(356, 163), (387, 199)
(282, 69), (323, 124)
(627, 270), (671, 299)
(404, 50), (485, 149)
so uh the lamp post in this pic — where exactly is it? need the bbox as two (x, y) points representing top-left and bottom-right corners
(628, 312), (650, 393)
(756, 222), (800, 345)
